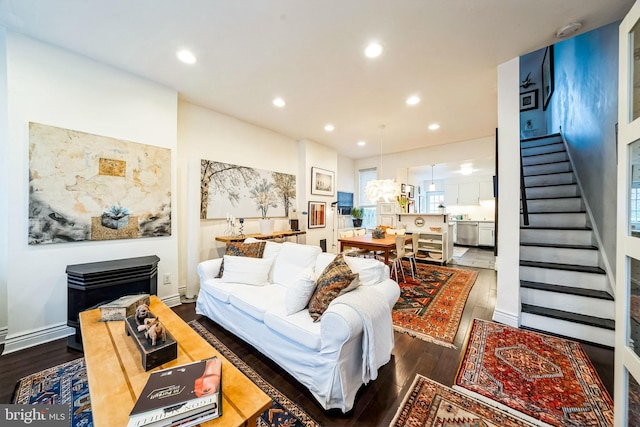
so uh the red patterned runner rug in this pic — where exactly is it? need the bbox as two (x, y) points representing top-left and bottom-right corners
(454, 319), (613, 427)
(391, 374), (534, 426)
(392, 263), (478, 348)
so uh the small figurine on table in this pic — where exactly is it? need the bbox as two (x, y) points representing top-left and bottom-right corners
(142, 317), (167, 346)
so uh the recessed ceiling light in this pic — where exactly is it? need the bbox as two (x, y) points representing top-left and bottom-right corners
(365, 42), (383, 58)
(357, 141), (366, 146)
(176, 49), (197, 64)
(428, 123), (440, 130)
(272, 97), (286, 108)
(324, 123), (335, 132)
(460, 163), (473, 175)
(406, 95), (420, 106)
(556, 22), (582, 38)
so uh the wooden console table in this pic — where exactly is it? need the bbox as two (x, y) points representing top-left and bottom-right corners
(216, 230), (305, 243)
(80, 296), (271, 427)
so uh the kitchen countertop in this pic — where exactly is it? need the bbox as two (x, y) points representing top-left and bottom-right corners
(453, 220), (495, 223)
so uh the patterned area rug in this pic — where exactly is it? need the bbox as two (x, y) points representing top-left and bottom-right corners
(12, 358), (92, 427)
(12, 321), (319, 427)
(391, 374), (534, 427)
(454, 319), (613, 427)
(392, 263), (478, 348)
(190, 320), (319, 427)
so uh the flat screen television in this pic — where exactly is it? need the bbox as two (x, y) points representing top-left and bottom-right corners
(337, 191), (353, 215)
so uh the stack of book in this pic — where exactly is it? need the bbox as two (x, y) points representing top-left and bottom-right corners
(127, 357), (222, 427)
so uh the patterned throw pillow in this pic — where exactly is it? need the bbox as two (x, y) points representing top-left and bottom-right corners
(216, 241), (266, 278)
(308, 253), (358, 322)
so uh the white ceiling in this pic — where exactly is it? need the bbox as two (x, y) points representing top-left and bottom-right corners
(0, 0), (634, 159)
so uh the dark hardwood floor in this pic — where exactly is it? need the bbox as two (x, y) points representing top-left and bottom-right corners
(0, 265), (614, 426)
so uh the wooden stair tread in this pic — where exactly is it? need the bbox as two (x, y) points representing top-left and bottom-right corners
(524, 195), (581, 201)
(520, 225), (592, 230)
(521, 303), (615, 330)
(520, 280), (613, 300)
(525, 182), (576, 189)
(519, 260), (605, 274)
(520, 133), (562, 143)
(521, 148), (566, 158)
(520, 242), (598, 250)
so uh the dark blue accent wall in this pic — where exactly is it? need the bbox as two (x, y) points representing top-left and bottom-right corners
(548, 21), (619, 274)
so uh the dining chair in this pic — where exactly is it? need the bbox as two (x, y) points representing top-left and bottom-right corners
(387, 234), (407, 282)
(402, 233), (418, 279)
(339, 230), (357, 256)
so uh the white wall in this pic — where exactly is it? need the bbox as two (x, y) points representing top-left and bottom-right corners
(178, 101), (302, 294)
(495, 57), (521, 327)
(0, 28), (8, 348)
(299, 139), (339, 251)
(4, 33), (179, 353)
(337, 155), (355, 193)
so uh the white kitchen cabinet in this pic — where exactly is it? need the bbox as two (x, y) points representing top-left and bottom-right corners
(478, 222), (495, 247)
(458, 183), (479, 205)
(479, 179), (494, 200)
(444, 183), (458, 206)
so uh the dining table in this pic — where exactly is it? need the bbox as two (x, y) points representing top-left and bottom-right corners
(338, 233), (410, 265)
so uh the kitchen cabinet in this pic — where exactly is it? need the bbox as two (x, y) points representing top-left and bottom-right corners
(479, 179), (494, 200)
(445, 183), (479, 206)
(478, 222), (495, 247)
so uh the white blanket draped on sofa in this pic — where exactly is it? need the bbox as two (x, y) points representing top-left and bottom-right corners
(329, 286), (394, 383)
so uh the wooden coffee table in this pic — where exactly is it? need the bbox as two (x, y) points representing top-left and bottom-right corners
(79, 295), (271, 427)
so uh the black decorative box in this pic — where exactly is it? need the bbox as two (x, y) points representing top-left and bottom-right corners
(125, 313), (177, 371)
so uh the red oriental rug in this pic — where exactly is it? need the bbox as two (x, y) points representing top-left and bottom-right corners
(391, 374), (534, 427)
(454, 319), (613, 427)
(392, 263), (478, 348)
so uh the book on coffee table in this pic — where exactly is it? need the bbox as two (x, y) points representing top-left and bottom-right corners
(128, 357), (222, 427)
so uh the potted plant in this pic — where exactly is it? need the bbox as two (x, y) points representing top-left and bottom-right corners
(351, 207), (364, 228)
(438, 203), (445, 214)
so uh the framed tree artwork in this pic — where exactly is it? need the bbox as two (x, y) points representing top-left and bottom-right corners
(308, 201), (326, 228)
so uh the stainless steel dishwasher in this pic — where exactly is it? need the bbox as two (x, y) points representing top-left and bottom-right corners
(455, 221), (479, 246)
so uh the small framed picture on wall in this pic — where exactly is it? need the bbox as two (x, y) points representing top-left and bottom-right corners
(311, 167), (334, 196)
(308, 201), (326, 228)
(520, 89), (538, 111)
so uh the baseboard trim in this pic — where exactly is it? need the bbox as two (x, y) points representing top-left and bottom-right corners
(0, 326), (7, 347)
(161, 293), (182, 308)
(492, 309), (519, 327)
(3, 322), (74, 355)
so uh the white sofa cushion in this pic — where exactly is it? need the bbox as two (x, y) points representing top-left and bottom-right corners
(263, 309), (322, 351)
(272, 242), (321, 288)
(219, 255), (273, 286)
(244, 238), (283, 281)
(228, 283), (287, 321)
(285, 267), (317, 315)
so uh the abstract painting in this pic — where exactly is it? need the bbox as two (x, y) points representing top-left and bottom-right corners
(28, 122), (172, 245)
(200, 160), (296, 219)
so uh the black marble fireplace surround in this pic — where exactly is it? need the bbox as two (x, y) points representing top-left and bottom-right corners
(66, 255), (160, 351)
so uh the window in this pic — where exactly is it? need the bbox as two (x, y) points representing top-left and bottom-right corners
(427, 192), (444, 213)
(632, 185), (640, 225)
(359, 168), (377, 229)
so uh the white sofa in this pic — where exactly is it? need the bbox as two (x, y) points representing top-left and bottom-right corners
(195, 240), (400, 412)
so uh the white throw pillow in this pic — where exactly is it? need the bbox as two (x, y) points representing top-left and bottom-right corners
(344, 256), (385, 286)
(244, 238), (282, 281)
(219, 255), (274, 286)
(285, 268), (317, 315)
(272, 242), (321, 288)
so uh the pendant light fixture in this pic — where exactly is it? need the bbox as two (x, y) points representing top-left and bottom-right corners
(429, 164), (436, 192)
(364, 125), (400, 203)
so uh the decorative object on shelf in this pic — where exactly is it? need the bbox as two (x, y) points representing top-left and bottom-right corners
(350, 207), (364, 227)
(372, 227), (385, 239)
(520, 89), (538, 111)
(429, 226), (442, 232)
(311, 166), (335, 196)
(258, 218), (275, 235)
(520, 71), (536, 88)
(397, 195), (409, 213)
(224, 212), (236, 235)
(542, 45), (554, 111)
(364, 125), (401, 202)
(238, 217), (245, 236)
(142, 317), (167, 346)
(414, 217), (425, 227)
(125, 309), (177, 370)
(438, 203), (445, 214)
(308, 201), (326, 228)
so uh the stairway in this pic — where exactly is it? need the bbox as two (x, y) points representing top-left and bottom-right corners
(519, 133), (615, 347)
